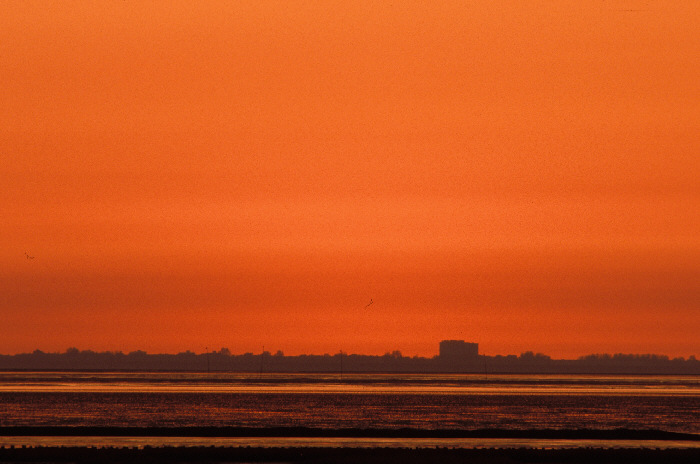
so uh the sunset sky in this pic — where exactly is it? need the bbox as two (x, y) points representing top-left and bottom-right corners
(1, 1), (698, 358)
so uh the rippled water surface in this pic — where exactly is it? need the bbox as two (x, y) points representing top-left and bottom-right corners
(1, 372), (698, 433)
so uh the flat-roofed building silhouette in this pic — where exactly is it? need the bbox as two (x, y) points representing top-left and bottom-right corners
(439, 340), (479, 360)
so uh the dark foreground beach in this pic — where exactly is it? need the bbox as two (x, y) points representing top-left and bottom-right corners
(2, 428), (700, 463)
(2, 445), (700, 464)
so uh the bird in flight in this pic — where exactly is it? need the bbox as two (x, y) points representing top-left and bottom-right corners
(365, 299), (373, 308)
(25, 252), (34, 259)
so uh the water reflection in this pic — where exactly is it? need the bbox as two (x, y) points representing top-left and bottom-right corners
(1, 372), (699, 396)
(1, 373), (698, 433)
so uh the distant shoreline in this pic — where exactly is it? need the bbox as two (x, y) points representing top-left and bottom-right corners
(3, 343), (699, 375)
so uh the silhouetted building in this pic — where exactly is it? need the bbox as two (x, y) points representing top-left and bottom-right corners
(439, 340), (479, 360)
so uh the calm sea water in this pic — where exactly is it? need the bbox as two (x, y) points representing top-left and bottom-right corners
(1, 372), (699, 434)
(0, 372), (700, 433)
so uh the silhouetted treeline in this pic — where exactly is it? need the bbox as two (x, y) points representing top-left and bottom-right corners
(1, 347), (699, 374)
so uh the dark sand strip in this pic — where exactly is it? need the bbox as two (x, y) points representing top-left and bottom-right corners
(1, 426), (698, 440)
(1, 445), (700, 463)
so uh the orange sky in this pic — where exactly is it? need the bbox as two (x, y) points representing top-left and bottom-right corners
(1, 1), (698, 358)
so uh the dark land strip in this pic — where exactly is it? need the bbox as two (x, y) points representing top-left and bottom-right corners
(1, 426), (699, 440)
(1, 446), (700, 464)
